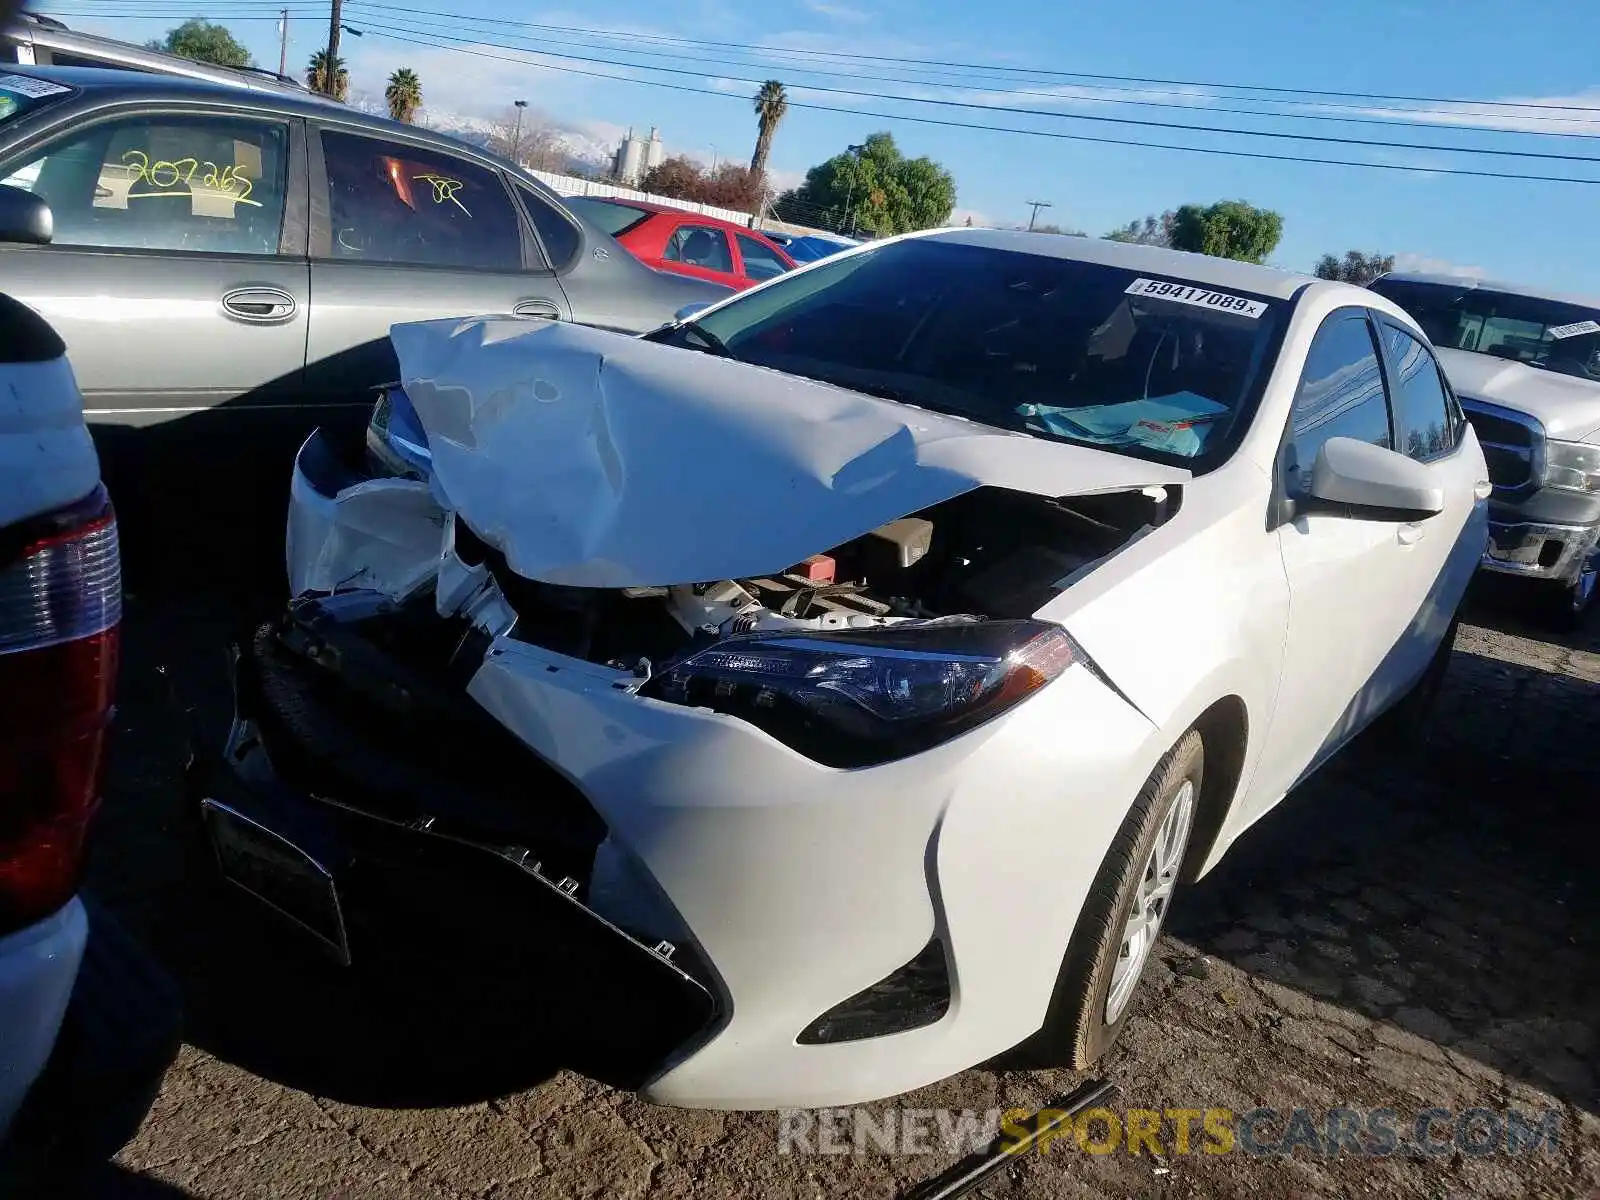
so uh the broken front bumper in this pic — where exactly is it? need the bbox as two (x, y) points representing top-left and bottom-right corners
(200, 581), (1162, 1109)
(191, 611), (721, 1094)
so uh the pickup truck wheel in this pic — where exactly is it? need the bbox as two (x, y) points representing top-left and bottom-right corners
(1553, 553), (1598, 628)
(1009, 731), (1204, 1070)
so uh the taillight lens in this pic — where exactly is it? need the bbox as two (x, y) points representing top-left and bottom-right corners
(0, 486), (121, 935)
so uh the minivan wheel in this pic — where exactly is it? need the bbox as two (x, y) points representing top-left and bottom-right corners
(1012, 731), (1203, 1070)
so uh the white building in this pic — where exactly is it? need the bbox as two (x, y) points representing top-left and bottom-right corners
(613, 126), (664, 186)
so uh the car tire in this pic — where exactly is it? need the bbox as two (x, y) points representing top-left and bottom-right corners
(1009, 730), (1204, 1071)
(1541, 552), (1598, 631)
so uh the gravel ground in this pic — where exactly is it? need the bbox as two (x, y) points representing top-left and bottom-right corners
(77, 576), (1599, 1199)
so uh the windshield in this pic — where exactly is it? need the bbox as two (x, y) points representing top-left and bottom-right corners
(1370, 277), (1600, 384)
(651, 237), (1286, 469)
(0, 72), (72, 128)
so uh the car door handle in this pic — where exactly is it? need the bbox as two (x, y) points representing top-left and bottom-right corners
(1398, 522), (1427, 546)
(221, 287), (297, 324)
(513, 300), (562, 319)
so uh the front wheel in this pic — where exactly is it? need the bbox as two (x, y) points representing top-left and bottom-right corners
(1013, 731), (1204, 1070)
(1544, 551), (1598, 630)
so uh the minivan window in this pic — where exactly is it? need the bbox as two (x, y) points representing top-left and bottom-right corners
(321, 130), (521, 270)
(659, 237), (1286, 469)
(0, 112), (289, 255)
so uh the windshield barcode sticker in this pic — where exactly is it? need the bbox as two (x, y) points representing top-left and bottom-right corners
(1125, 278), (1268, 319)
(1548, 319), (1600, 340)
(0, 74), (72, 99)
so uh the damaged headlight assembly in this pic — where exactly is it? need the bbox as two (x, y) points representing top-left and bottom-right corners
(366, 386), (433, 481)
(643, 618), (1081, 767)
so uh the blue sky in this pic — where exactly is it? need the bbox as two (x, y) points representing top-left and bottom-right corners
(42, 0), (1600, 291)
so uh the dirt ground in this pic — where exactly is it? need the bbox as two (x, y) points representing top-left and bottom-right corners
(79, 574), (1599, 1199)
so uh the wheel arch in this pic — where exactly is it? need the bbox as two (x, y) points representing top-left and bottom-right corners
(1179, 694), (1250, 884)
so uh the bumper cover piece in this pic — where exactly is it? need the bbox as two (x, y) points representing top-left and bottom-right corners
(1482, 516), (1600, 585)
(193, 600), (721, 1092)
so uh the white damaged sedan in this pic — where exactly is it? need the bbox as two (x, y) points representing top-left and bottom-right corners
(204, 230), (1488, 1110)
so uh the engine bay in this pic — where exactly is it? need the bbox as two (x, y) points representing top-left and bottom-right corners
(452, 484), (1177, 670)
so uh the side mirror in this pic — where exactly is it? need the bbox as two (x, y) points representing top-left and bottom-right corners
(0, 184), (52, 245)
(673, 301), (710, 323)
(1308, 436), (1445, 519)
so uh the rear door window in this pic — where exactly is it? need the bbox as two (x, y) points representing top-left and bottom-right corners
(319, 129), (521, 270)
(515, 183), (581, 270)
(1379, 322), (1459, 462)
(663, 224), (733, 273)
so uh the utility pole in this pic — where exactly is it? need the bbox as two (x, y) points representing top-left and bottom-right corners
(324, 0), (341, 96)
(1026, 200), (1052, 231)
(277, 8), (288, 78)
(512, 99), (527, 164)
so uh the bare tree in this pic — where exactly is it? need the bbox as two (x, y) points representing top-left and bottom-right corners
(486, 107), (560, 171)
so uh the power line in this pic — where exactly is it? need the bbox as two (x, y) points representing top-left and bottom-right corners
(52, 0), (1600, 116)
(56, 4), (1600, 165)
(308, 25), (1600, 185)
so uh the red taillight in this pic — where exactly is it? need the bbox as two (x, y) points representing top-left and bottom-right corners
(0, 486), (120, 935)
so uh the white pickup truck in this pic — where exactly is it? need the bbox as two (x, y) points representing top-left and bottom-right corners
(1370, 273), (1600, 623)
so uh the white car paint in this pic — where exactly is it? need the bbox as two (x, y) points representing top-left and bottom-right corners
(285, 231), (1489, 1108)
(0, 348), (95, 1138)
(1435, 347), (1600, 444)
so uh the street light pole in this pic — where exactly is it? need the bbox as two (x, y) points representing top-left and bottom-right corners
(512, 99), (527, 165)
(1026, 200), (1052, 231)
(277, 8), (288, 78)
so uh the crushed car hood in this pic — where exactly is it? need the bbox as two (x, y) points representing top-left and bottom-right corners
(391, 317), (1190, 588)
(1436, 348), (1600, 443)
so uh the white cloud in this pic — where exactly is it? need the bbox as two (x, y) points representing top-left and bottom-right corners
(947, 207), (995, 228)
(802, 0), (872, 22)
(1392, 252), (1488, 279)
(1319, 90), (1600, 137)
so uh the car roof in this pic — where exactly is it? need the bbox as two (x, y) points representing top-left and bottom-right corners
(571, 195), (774, 237)
(2, 65), (580, 206)
(906, 227), (1333, 302)
(1376, 271), (1600, 312)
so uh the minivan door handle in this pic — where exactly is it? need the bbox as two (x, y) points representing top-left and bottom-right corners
(513, 300), (562, 319)
(221, 286), (297, 324)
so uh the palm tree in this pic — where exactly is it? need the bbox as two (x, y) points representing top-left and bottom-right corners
(306, 50), (348, 102)
(749, 80), (788, 180)
(385, 68), (422, 123)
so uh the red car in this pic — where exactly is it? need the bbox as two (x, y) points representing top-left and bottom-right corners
(566, 197), (796, 291)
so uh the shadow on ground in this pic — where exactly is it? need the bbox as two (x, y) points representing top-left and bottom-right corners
(1170, 613), (1599, 1114)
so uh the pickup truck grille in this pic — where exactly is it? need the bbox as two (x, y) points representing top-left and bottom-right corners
(1459, 398), (1542, 493)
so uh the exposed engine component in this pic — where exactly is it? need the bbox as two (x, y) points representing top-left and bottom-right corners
(452, 485), (1177, 668)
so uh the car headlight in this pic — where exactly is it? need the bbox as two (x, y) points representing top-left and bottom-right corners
(644, 618), (1081, 767)
(365, 386), (432, 481)
(1542, 439), (1600, 494)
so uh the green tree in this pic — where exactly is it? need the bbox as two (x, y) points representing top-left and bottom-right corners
(385, 67), (422, 124)
(775, 132), (956, 237)
(306, 50), (349, 102)
(146, 18), (252, 68)
(1104, 212), (1174, 246)
(1313, 250), (1395, 284)
(1168, 200), (1284, 263)
(749, 80), (788, 182)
